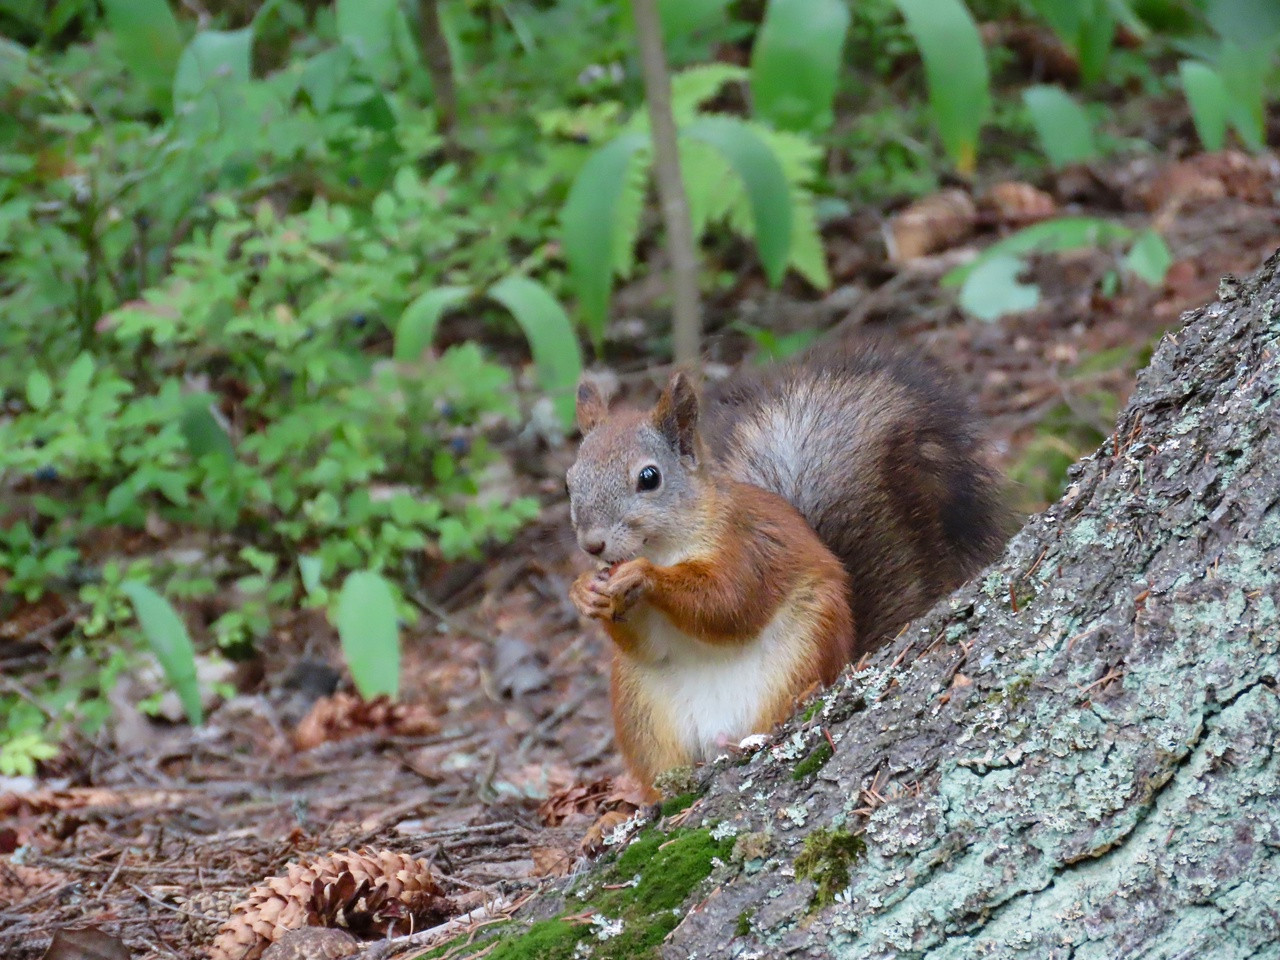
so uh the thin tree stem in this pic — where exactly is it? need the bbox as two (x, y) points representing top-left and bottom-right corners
(417, 0), (461, 160)
(630, 0), (702, 370)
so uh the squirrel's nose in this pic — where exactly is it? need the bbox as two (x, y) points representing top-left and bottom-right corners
(583, 538), (606, 556)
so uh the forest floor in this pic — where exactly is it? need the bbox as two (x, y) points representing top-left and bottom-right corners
(4, 140), (1280, 959)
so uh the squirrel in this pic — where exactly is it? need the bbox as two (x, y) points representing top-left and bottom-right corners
(566, 337), (1011, 799)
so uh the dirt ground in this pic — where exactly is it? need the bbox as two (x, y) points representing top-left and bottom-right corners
(3, 144), (1279, 959)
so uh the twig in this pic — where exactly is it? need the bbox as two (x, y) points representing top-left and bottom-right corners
(631, 0), (702, 368)
(354, 896), (514, 960)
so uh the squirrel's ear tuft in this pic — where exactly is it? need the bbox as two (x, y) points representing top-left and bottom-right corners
(653, 370), (700, 460)
(576, 379), (607, 434)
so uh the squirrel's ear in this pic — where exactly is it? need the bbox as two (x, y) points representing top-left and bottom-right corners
(653, 370), (700, 460)
(576, 378), (607, 434)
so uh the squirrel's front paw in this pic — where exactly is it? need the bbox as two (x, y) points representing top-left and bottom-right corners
(570, 572), (615, 622)
(601, 558), (653, 619)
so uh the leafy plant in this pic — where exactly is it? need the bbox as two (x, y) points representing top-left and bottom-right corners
(335, 569), (402, 700)
(122, 581), (203, 725)
(750, 0), (850, 133)
(945, 217), (1171, 321)
(892, 0), (991, 174)
(562, 65), (829, 344)
(1023, 85), (1099, 167)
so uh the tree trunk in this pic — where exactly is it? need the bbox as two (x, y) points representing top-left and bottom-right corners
(438, 249), (1280, 959)
(659, 251), (1280, 956)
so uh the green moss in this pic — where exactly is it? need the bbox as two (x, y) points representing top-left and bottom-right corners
(735, 908), (755, 937)
(794, 827), (866, 910)
(473, 827), (735, 960)
(602, 826), (733, 914)
(660, 791), (698, 816)
(792, 741), (835, 780)
(485, 918), (582, 960)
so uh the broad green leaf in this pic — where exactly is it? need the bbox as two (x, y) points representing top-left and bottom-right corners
(892, 0), (990, 174)
(1123, 229), (1173, 286)
(122, 582), (203, 725)
(395, 286), (472, 362)
(750, 0), (850, 133)
(1023, 85), (1098, 167)
(335, 570), (401, 700)
(1206, 0), (1280, 49)
(959, 255), (1041, 322)
(179, 395), (235, 464)
(336, 0), (404, 85)
(101, 0), (183, 112)
(173, 27), (253, 112)
(561, 132), (649, 350)
(1179, 61), (1229, 151)
(944, 217), (1134, 288)
(25, 370), (52, 410)
(1075, 0), (1116, 86)
(488, 275), (583, 429)
(1217, 42), (1269, 150)
(682, 116), (792, 286)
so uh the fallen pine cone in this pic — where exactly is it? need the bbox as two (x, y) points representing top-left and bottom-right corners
(209, 848), (454, 960)
(293, 693), (438, 751)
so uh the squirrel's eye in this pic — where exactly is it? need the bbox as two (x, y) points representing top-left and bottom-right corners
(636, 465), (661, 492)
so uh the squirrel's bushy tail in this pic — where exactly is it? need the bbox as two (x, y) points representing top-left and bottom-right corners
(702, 337), (1013, 652)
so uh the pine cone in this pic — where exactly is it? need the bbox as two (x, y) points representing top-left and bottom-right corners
(209, 848), (454, 960)
(293, 693), (438, 750)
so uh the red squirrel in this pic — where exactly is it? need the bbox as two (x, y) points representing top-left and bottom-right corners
(566, 338), (1010, 799)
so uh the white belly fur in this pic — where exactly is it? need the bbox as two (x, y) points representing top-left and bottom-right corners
(628, 602), (798, 762)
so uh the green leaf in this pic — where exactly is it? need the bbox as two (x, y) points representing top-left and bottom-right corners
(336, 0), (405, 85)
(122, 582), (203, 726)
(335, 570), (401, 700)
(1180, 60), (1229, 151)
(682, 116), (792, 286)
(395, 286), (472, 362)
(300, 46), (356, 113)
(561, 132), (649, 350)
(488, 275), (583, 429)
(298, 555), (325, 599)
(959, 255), (1041, 322)
(179, 395), (235, 464)
(1217, 42), (1270, 151)
(1023, 85), (1098, 167)
(750, 0), (850, 133)
(892, 0), (990, 174)
(25, 369), (53, 410)
(173, 27), (253, 112)
(944, 217), (1134, 288)
(101, 0), (184, 113)
(1123, 229), (1173, 286)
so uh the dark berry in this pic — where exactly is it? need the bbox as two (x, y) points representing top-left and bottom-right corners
(350, 313), (368, 329)
(34, 466), (58, 482)
(448, 435), (470, 457)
